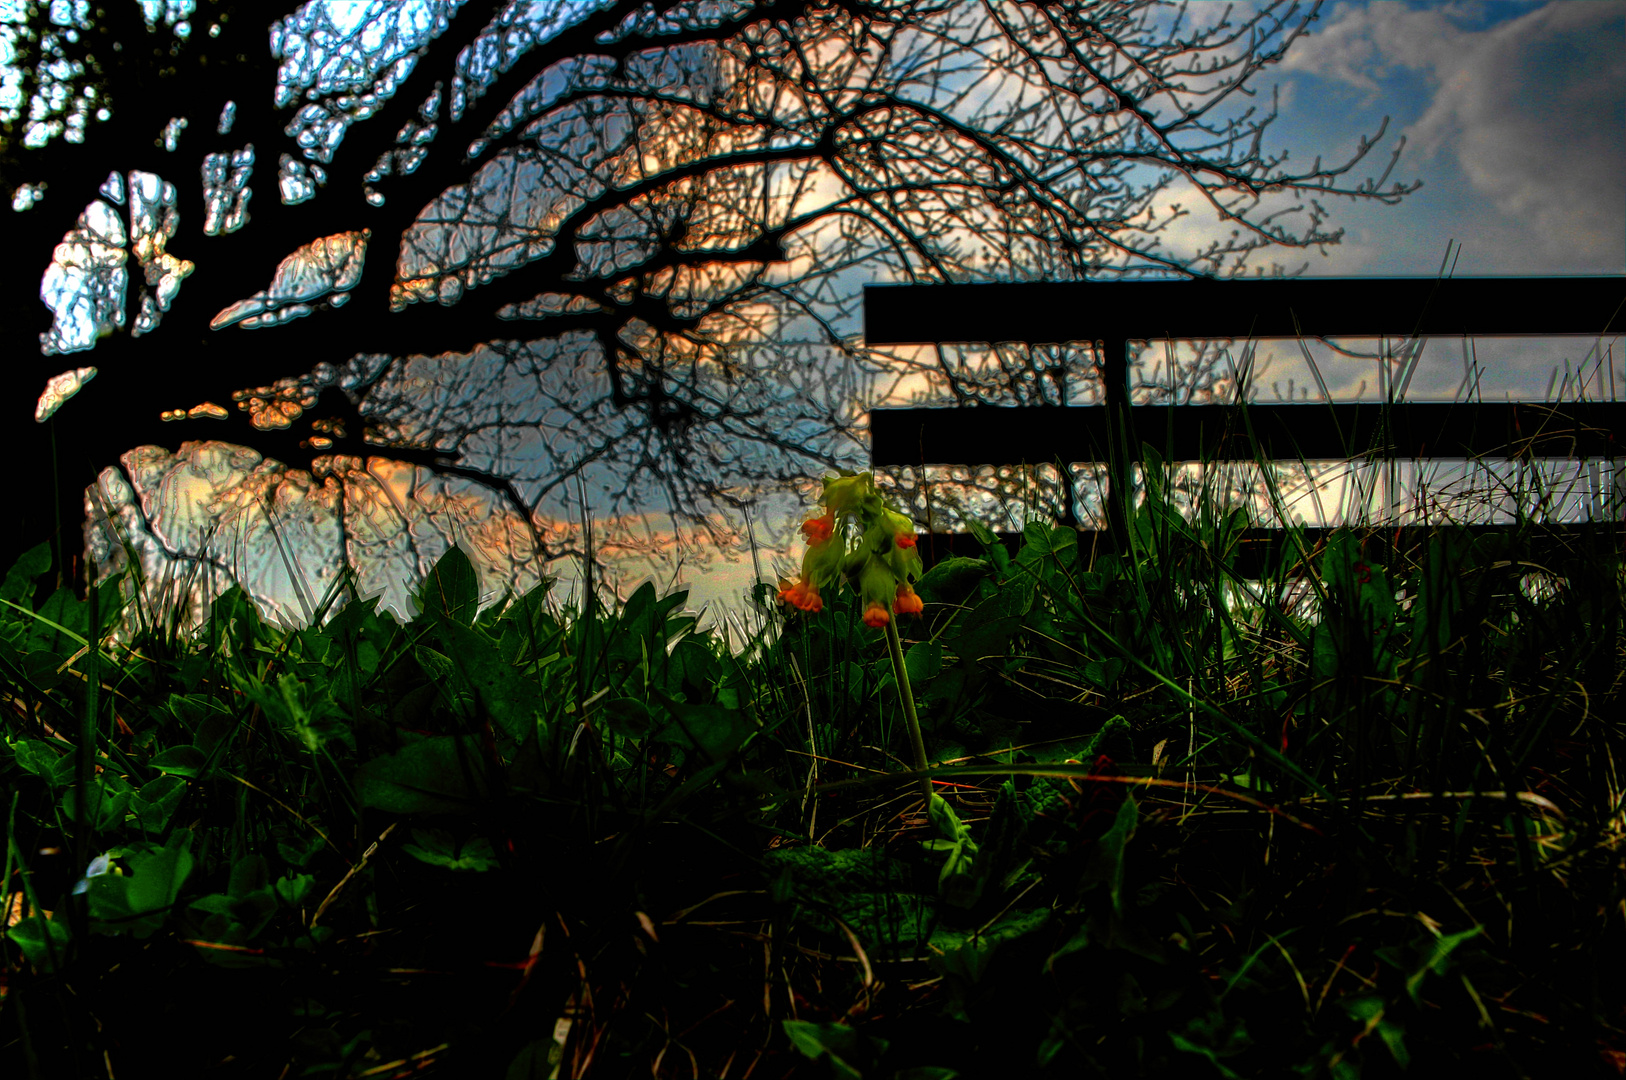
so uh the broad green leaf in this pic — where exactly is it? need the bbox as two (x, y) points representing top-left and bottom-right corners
(0, 541), (52, 604)
(928, 907), (1050, 986)
(781, 1019), (888, 1080)
(1018, 522), (1077, 569)
(401, 828), (499, 872)
(274, 873), (316, 908)
(354, 735), (496, 816)
(946, 588), (1024, 664)
(966, 520), (1009, 571)
(228, 854), (270, 898)
(619, 580), (657, 635)
(904, 641), (942, 682)
(131, 775), (186, 834)
(1084, 795), (1139, 917)
(277, 834), (325, 869)
(20, 650), (65, 691)
(495, 584), (561, 667)
(647, 695), (752, 764)
(148, 744), (209, 778)
(927, 794), (981, 907)
(61, 779), (131, 833)
(235, 672), (352, 754)
(603, 697), (655, 739)
(428, 619), (548, 742)
(1340, 995), (1409, 1069)
(188, 889), (278, 941)
(5, 914), (71, 972)
(415, 545), (481, 627)
(9, 737), (67, 784)
(24, 586), (87, 654)
(1170, 1010), (1251, 1080)
(86, 833), (195, 938)
(1405, 925), (1482, 1007)
(1081, 657), (1124, 691)
(317, 589), (396, 679)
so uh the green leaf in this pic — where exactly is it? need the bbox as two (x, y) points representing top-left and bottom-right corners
(60, 779), (131, 833)
(428, 619), (549, 743)
(22, 585), (92, 654)
(494, 584), (561, 666)
(415, 545), (481, 627)
(20, 650), (64, 691)
(928, 908), (1050, 987)
(1018, 522), (1077, 568)
(235, 671), (352, 755)
(5, 914), (71, 972)
(904, 641), (943, 683)
(603, 697), (656, 739)
(781, 1020), (888, 1080)
(274, 873), (316, 909)
(86, 832), (195, 938)
(1170, 1013), (1251, 1080)
(915, 557), (991, 607)
(131, 775), (187, 834)
(965, 520), (1009, 571)
(648, 695), (753, 765)
(316, 590), (397, 677)
(926, 794), (982, 907)
(0, 542), (52, 605)
(228, 854), (270, 898)
(353, 735), (496, 816)
(148, 744), (209, 778)
(401, 828), (499, 872)
(946, 588), (1025, 664)
(1405, 926), (1482, 1007)
(1340, 995), (1409, 1069)
(278, 834), (325, 869)
(9, 738), (67, 785)
(1081, 657), (1124, 691)
(1084, 795), (1139, 917)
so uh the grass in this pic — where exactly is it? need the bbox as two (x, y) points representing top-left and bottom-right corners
(0, 409), (1623, 1079)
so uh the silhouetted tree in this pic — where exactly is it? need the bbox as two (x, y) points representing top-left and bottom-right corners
(1, 0), (1419, 623)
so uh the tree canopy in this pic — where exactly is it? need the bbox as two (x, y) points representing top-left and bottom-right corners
(1, 0), (1419, 624)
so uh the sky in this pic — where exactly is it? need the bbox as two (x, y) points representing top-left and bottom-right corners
(660, 0), (1626, 635)
(11, 0), (1625, 639)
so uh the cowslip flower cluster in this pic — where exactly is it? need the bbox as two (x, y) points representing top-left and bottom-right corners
(779, 471), (924, 628)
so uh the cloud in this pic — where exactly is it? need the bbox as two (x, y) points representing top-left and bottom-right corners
(1281, 1), (1625, 267)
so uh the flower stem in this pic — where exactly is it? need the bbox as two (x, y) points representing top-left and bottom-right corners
(884, 617), (931, 801)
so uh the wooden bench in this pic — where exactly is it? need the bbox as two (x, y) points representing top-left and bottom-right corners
(863, 275), (1626, 575)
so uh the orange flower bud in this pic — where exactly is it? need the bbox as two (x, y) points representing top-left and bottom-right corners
(862, 600), (890, 628)
(779, 576), (822, 612)
(895, 530), (916, 549)
(777, 578), (805, 607)
(802, 512), (835, 545)
(893, 584), (923, 616)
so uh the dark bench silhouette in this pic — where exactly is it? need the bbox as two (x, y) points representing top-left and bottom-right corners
(864, 275), (1626, 575)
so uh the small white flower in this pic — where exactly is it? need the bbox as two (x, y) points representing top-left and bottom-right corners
(72, 854), (114, 895)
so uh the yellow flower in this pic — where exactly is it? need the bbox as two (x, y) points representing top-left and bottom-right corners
(781, 471), (924, 628)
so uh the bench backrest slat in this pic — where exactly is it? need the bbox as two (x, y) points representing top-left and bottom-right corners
(862, 276), (1626, 551)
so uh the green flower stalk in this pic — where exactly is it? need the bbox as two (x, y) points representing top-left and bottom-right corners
(779, 471), (930, 799)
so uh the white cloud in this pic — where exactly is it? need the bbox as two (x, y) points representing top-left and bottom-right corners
(1281, 0), (1625, 266)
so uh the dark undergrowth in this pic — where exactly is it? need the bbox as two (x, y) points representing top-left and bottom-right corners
(2, 459), (1623, 1078)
